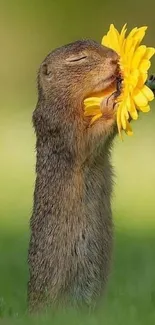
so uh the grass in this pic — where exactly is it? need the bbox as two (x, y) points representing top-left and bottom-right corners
(0, 214), (155, 324)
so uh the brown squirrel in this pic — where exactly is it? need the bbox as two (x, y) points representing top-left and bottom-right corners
(27, 39), (119, 312)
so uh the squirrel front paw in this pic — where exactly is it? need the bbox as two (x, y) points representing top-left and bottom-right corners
(100, 92), (117, 119)
(100, 76), (122, 114)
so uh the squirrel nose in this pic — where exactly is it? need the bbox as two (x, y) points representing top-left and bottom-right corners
(107, 49), (119, 65)
(110, 58), (119, 65)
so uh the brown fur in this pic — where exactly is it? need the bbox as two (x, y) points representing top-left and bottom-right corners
(27, 39), (119, 312)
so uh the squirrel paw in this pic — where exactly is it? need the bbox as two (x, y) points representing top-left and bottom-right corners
(100, 92), (117, 117)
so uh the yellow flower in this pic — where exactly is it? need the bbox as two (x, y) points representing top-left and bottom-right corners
(84, 24), (155, 136)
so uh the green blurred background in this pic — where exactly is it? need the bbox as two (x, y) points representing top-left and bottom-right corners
(0, 0), (155, 323)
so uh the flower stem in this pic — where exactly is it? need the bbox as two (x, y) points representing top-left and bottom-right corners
(145, 74), (155, 93)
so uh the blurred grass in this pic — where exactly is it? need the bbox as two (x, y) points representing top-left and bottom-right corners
(0, 0), (155, 323)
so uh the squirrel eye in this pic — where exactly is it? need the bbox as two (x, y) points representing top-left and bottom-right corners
(66, 55), (87, 63)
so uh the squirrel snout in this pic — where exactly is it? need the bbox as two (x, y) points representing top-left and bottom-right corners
(110, 57), (119, 66)
(108, 49), (119, 62)
(106, 49), (119, 68)
(106, 50), (119, 75)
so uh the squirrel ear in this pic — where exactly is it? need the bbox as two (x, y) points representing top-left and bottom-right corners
(41, 63), (52, 78)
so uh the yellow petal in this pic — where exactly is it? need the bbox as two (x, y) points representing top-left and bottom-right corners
(126, 41), (138, 66)
(124, 37), (134, 54)
(125, 121), (133, 136)
(141, 85), (154, 101)
(133, 89), (148, 107)
(119, 24), (127, 47)
(128, 69), (139, 88)
(129, 107), (138, 120)
(139, 59), (151, 73)
(131, 45), (146, 69)
(84, 107), (101, 116)
(111, 24), (120, 38)
(90, 113), (102, 124)
(132, 26), (147, 47)
(144, 47), (155, 60)
(102, 35), (110, 48)
(121, 106), (128, 130)
(127, 96), (138, 120)
(102, 24), (119, 53)
(138, 105), (151, 112)
(127, 27), (138, 39)
(137, 73), (148, 88)
(116, 106), (122, 130)
(84, 97), (101, 107)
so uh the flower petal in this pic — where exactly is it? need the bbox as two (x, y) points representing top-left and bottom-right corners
(132, 26), (147, 47)
(121, 105), (128, 130)
(125, 121), (133, 136)
(127, 96), (138, 120)
(102, 24), (120, 53)
(84, 107), (101, 116)
(133, 89), (148, 107)
(119, 24), (127, 47)
(124, 37), (134, 54)
(84, 97), (101, 107)
(102, 35), (109, 48)
(139, 59), (151, 73)
(141, 85), (154, 101)
(144, 47), (155, 60)
(138, 105), (151, 112)
(137, 73), (148, 88)
(128, 69), (139, 88)
(131, 45), (146, 69)
(127, 27), (138, 39)
(90, 113), (102, 124)
(116, 107), (122, 135)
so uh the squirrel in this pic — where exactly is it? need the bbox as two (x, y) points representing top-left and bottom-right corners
(27, 39), (119, 312)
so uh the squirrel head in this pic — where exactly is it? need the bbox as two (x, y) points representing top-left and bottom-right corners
(38, 39), (118, 103)
(34, 40), (119, 164)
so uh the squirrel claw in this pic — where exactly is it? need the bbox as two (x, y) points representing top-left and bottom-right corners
(100, 92), (117, 114)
